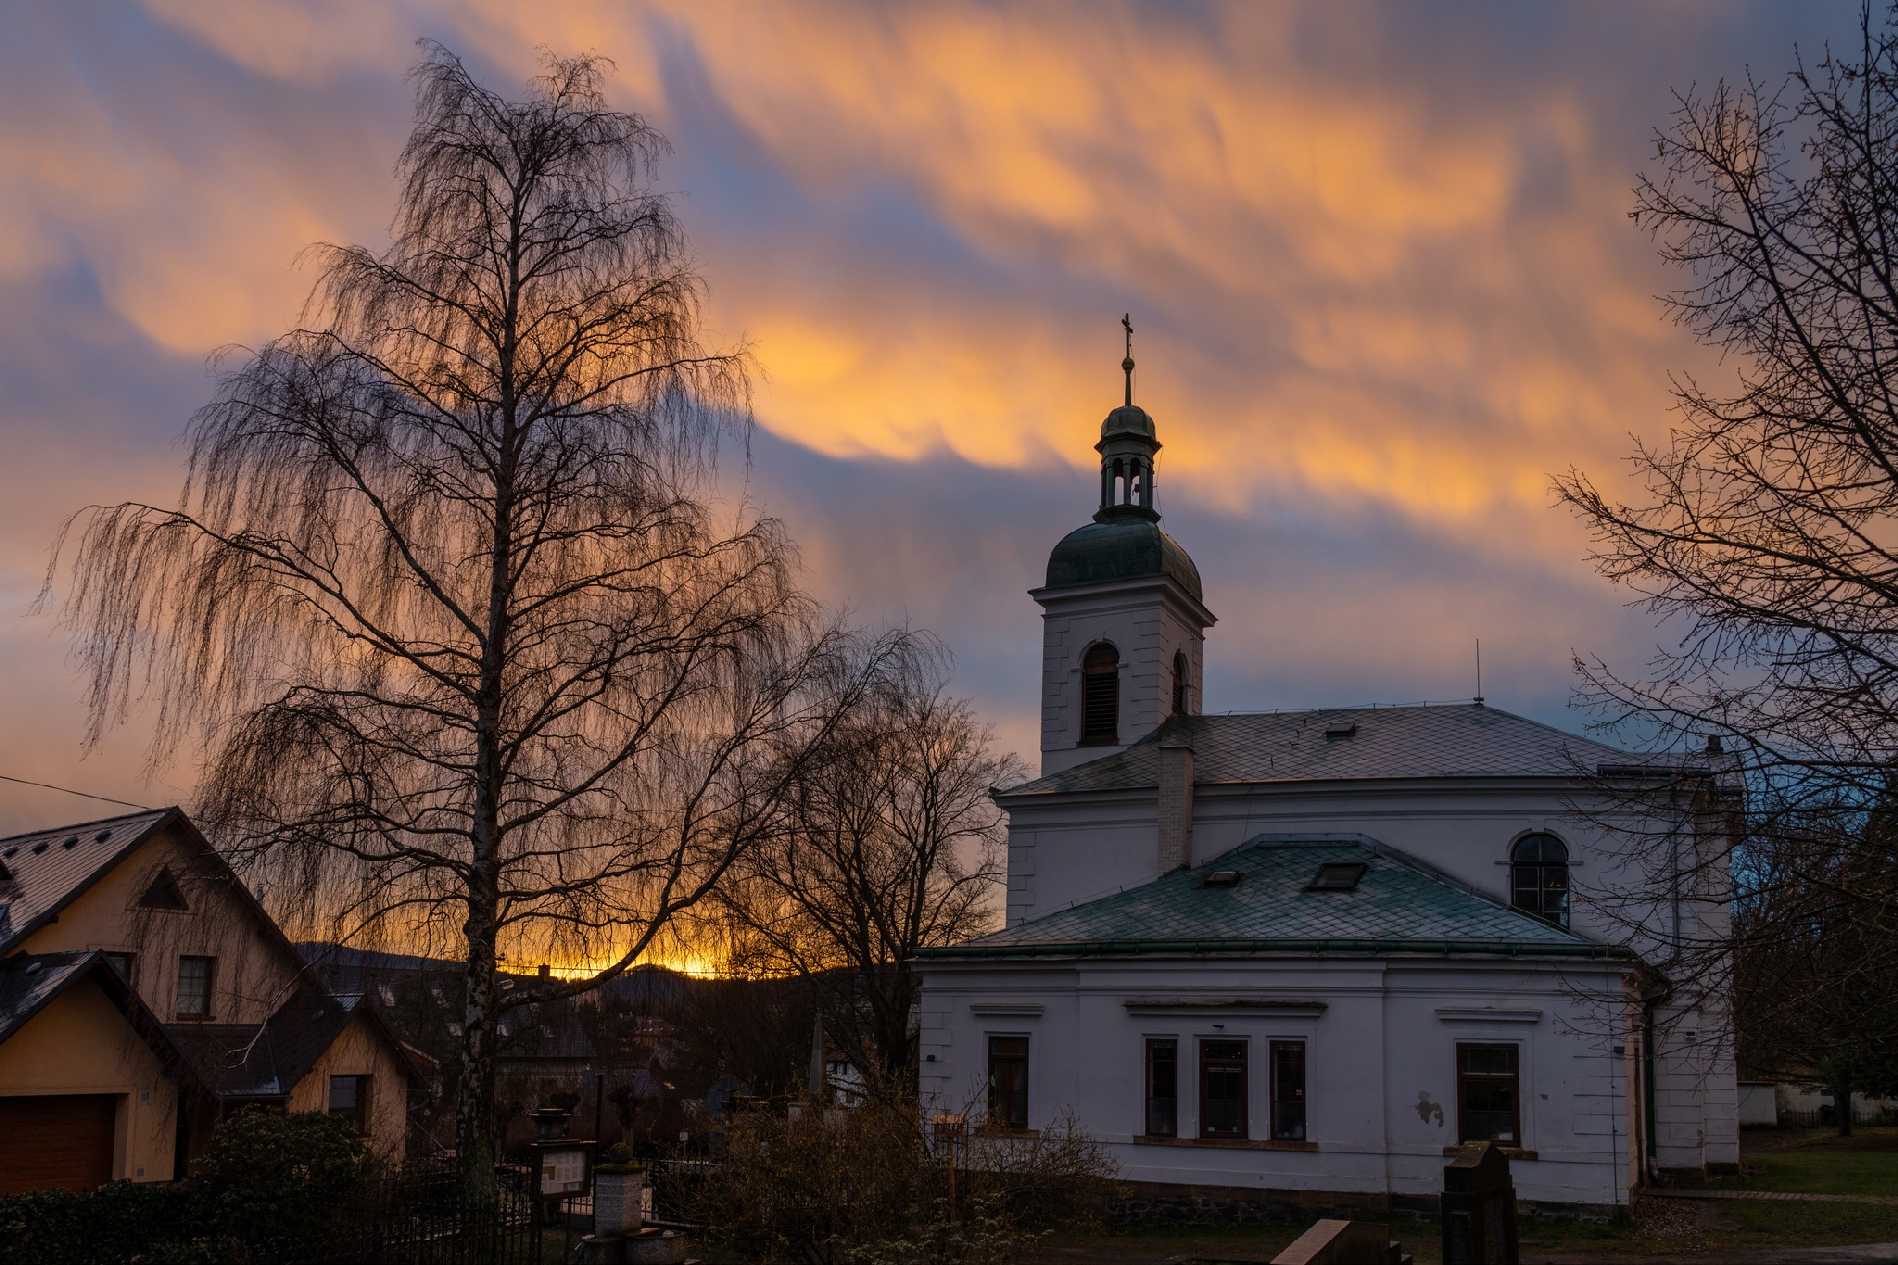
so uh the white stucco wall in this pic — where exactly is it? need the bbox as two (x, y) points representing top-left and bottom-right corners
(994, 777), (1740, 1177)
(1035, 579), (1207, 776)
(919, 954), (1638, 1208)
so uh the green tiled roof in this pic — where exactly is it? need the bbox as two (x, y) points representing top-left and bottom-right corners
(924, 836), (1624, 961)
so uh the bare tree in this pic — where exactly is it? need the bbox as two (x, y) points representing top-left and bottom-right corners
(1556, 5), (1898, 1066)
(47, 43), (914, 1177)
(711, 665), (1019, 1092)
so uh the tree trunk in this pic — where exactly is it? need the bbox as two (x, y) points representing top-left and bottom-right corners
(455, 883), (500, 1188)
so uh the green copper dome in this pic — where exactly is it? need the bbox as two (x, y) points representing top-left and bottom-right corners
(1100, 403), (1156, 440)
(1045, 516), (1203, 601)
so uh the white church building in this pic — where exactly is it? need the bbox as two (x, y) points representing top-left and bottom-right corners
(916, 358), (1738, 1214)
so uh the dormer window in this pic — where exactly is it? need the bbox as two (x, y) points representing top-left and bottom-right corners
(1510, 833), (1570, 928)
(1080, 644), (1120, 745)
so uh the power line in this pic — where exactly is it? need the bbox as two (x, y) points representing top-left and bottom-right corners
(0, 772), (155, 812)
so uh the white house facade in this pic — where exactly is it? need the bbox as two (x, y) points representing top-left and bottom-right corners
(915, 361), (1738, 1214)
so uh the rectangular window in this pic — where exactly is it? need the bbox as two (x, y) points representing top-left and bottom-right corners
(1270, 1040), (1307, 1141)
(987, 1035), (1029, 1130)
(1198, 1038), (1248, 1140)
(1144, 1038), (1177, 1137)
(1457, 1043), (1521, 1145)
(102, 952), (135, 987)
(176, 955), (215, 1019)
(328, 1075), (371, 1133)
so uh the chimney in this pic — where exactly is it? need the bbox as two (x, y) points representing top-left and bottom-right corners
(1704, 734), (1724, 756)
(1158, 740), (1195, 871)
(537, 963), (551, 980)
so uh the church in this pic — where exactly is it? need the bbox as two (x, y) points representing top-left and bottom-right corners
(916, 339), (1738, 1214)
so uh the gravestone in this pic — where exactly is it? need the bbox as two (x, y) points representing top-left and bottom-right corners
(1440, 1142), (1519, 1265)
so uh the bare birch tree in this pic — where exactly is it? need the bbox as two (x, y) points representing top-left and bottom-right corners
(711, 665), (1018, 1092)
(1556, 5), (1898, 1069)
(47, 43), (914, 1176)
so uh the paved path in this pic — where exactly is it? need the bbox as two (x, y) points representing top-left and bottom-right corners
(1650, 1187), (1898, 1207)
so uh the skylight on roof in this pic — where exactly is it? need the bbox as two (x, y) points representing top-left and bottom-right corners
(1324, 722), (1358, 740)
(1307, 861), (1368, 891)
(1200, 870), (1244, 888)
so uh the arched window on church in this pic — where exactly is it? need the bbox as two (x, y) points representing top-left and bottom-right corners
(1081, 643), (1120, 745)
(1172, 651), (1189, 716)
(1510, 833), (1570, 928)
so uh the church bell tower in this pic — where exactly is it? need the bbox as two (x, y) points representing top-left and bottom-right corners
(1031, 317), (1215, 776)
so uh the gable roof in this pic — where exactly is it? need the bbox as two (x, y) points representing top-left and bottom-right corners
(0, 949), (189, 1066)
(922, 834), (1629, 961)
(166, 987), (415, 1099)
(0, 808), (308, 984)
(0, 808), (176, 953)
(1003, 704), (1647, 798)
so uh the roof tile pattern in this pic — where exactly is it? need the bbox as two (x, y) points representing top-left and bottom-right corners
(1006, 705), (1635, 796)
(942, 837), (1596, 956)
(0, 808), (172, 952)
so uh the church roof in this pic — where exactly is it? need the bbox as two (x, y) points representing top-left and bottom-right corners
(1002, 703), (1648, 798)
(1043, 516), (1204, 601)
(922, 835), (1621, 960)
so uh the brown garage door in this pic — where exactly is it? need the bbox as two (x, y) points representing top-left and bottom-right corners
(0, 1095), (118, 1193)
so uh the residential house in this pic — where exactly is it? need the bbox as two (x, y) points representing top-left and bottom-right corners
(0, 808), (411, 1191)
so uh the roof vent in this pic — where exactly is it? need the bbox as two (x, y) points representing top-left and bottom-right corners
(1307, 861), (1368, 891)
(31, 842), (48, 856)
(1200, 870), (1244, 888)
(62, 837), (78, 850)
(1324, 722), (1358, 740)
(1, 848), (14, 859)
(94, 830), (113, 843)
(0, 861), (11, 882)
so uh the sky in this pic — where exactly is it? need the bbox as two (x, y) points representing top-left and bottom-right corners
(0, 0), (1863, 832)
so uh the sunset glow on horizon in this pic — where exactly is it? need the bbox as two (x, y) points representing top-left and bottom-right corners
(0, 1), (1857, 831)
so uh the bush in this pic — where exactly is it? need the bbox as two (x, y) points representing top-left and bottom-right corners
(0, 1180), (211, 1265)
(189, 1106), (376, 1253)
(699, 1103), (1116, 1265)
(0, 1108), (379, 1265)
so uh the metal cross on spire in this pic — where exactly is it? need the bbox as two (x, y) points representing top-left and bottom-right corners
(1121, 312), (1135, 406)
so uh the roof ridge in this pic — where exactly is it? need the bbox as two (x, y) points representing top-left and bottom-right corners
(0, 805), (174, 845)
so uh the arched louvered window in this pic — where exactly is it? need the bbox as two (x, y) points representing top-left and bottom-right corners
(1080, 643), (1120, 745)
(1510, 833), (1570, 928)
(1172, 651), (1189, 716)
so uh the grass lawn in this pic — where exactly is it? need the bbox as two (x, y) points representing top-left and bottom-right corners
(1022, 1199), (1898, 1263)
(1709, 1125), (1898, 1198)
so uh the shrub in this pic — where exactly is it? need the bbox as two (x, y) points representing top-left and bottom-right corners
(0, 1108), (378, 1265)
(190, 1107), (378, 1256)
(699, 1103), (1115, 1265)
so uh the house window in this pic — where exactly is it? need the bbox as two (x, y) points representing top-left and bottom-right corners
(328, 1075), (372, 1133)
(1080, 644), (1120, 745)
(140, 867), (190, 911)
(1270, 1040), (1306, 1141)
(176, 955), (215, 1019)
(102, 952), (135, 986)
(987, 1035), (1029, 1130)
(1199, 1039), (1248, 1140)
(1457, 1043), (1521, 1145)
(1144, 1038), (1177, 1137)
(1510, 834), (1570, 928)
(1171, 651), (1189, 716)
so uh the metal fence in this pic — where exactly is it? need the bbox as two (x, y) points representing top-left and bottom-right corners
(315, 1159), (540, 1265)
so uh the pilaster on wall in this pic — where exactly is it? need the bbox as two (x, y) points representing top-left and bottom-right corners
(1651, 1002), (1738, 1175)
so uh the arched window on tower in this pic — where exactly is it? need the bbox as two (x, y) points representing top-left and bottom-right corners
(1172, 651), (1189, 716)
(1081, 643), (1120, 745)
(1510, 833), (1570, 928)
